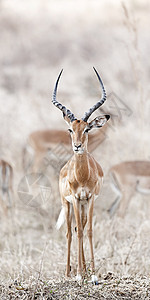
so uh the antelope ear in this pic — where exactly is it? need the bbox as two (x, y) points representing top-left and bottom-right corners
(88, 115), (110, 129)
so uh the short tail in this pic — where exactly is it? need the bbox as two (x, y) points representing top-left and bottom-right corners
(56, 206), (65, 230)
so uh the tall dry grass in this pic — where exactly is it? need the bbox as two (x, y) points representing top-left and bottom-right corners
(0, 1), (150, 294)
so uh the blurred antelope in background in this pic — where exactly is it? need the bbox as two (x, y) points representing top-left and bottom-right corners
(22, 129), (71, 172)
(0, 159), (13, 215)
(109, 161), (150, 217)
(53, 68), (110, 283)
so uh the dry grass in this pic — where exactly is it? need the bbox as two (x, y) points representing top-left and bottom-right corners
(0, 0), (150, 298)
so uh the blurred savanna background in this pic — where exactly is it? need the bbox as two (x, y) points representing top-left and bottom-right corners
(0, 0), (150, 298)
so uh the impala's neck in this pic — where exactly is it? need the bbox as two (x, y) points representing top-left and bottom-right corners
(74, 151), (90, 184)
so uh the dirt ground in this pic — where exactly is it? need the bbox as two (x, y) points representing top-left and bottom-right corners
(0, 0), (150, 299)
(1, 274), (150, 299)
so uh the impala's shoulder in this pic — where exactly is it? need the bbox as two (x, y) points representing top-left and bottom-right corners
(87, 153), (103, 177)
(60, 156), (74, 177)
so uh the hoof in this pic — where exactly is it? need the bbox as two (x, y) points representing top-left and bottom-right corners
(76, 274), (82, 281)
(65, 272), (71, 278)
(91, 275), (98, 285)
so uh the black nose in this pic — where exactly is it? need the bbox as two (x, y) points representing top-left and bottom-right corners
(74, 144), (81, 149)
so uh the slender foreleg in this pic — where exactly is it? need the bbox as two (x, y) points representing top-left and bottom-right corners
(81, 205), (87, 273)
(72, 198), (82, 280)
(65, 201), (72, 277)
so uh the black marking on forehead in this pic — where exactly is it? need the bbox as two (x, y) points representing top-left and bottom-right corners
(77, 120), (80, 123)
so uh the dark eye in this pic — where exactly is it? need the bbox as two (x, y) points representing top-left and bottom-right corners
(68, 129), (73, 134)
(84, 128), (90, 134)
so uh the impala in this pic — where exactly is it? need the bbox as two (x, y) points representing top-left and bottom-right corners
(23, 124), (107, 172)
(109, 161), (150, 217)
(0, 159), (13, 214)
(53, 68), (110, 283)
(23, 129), (71, 172)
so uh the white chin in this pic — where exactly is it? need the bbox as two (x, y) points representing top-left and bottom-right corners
(74, 149), (84, 154)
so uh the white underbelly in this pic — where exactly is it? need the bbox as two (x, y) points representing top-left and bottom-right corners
(63, 177), (102, 204)
(65, 195), (74, 203)
(65, 193), (98, 204)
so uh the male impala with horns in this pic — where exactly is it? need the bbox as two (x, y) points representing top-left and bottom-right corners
(52, 68), (110, 283)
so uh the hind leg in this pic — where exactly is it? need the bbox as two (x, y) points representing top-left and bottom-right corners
(7, 189), (13, 208)
(108, 172), (122, 216)
(117, 187), (134, 217)
(0, 191), (8, 215)
(29, 149), (46, 173)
